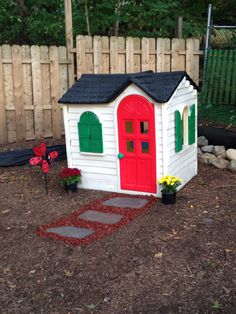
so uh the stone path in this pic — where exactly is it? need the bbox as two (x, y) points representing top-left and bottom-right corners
(47, 226), (94, 238)
(40, 195), (155, 245)
(79, 210), (123, 224)
(103, 197), (148, 209)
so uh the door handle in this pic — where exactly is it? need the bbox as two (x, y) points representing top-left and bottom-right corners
(118, 153), (124, 159)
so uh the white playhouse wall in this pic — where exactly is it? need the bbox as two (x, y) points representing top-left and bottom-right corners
(63, 84), (164, 196)
(163, 77), (198, 188)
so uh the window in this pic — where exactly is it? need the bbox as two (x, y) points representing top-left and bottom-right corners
(125, 121), (133, 133)
(175, 104), (196, 153)
(141, 141), (149, 153)
(78, 111), (103, 153)
(126, 140), (135, 152)
(140, 121), (149, 134)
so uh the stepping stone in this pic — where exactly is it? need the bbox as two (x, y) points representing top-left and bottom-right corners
(79, 210), (123, 224)
(103, 197), (148, 209)
(46, 226), (94, 239)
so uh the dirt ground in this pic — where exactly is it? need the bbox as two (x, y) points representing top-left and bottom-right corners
(0, 142), (236, 313)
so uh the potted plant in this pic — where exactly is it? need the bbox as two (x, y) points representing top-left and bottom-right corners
(58, 168), (82, 192)
(158, 175), (182, 205)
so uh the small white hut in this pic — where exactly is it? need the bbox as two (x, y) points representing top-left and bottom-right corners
(59, 71), (198, 196)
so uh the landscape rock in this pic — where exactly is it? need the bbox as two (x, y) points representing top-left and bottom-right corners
(197, 147), (203, 155)
(228, 160), (236, 172)
(198, 136), (208, 148)
(201, 145), (214, 153)
(226, 148), (236, 161)
(198, 153), (216, 165)
(216, 152), (226, 159)
(212, 146), (226, 157)
(211, 158), (229, 169)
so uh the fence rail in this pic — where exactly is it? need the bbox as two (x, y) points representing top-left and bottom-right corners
(0, 36), (202, 144)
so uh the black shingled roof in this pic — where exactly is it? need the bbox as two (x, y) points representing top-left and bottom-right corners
(58, 71), (198, 105)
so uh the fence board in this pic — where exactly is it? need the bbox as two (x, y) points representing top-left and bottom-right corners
(22, 45), (34, 140)
(149, 38), (156, 72)
(31, 45), (44, 138)
(85, 36), (93, 73)
(76, 35), (86, 79)
(172, 38), (185, 71)
(12, 45), (25, 141)
(118, 37), (125, 73)
(133, 38), (141, 73)
(126, 37), (134, 73)
(0, 46), (7, 144)
(110, 36), (119, 73)
(94, 36), (102, 74)
(186, 38), (199, 84)
(59, 46), (68, 134)
(141, 38), (149, 71)
(3, 45), (16, 143)
(50, 46), (61, 139)
(102, 36), (109, 73)
(41, 46), (52, 138)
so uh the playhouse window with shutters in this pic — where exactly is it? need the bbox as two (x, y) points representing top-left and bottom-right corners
(78, 111), (103, 153)
(175, 104), (195, 152)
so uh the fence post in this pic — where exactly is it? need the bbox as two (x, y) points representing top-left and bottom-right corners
(0, 46), (7, 144)
(64, 0), (74, 86)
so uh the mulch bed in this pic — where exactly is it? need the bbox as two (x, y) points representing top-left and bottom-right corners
(0, 141), (236, 313)
(37, 193), (157, 246)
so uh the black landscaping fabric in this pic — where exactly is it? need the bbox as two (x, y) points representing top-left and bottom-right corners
(58, 71), (198, 104)
(0, 145), (66, 167)
(198, 126), (236, 149)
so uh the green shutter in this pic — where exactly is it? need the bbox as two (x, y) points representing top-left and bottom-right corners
(188, 104), (196, 145)
(78, 123), (91, 152)
(91, 123), (103, 153)
(78, 111), (103, 153)
(175, 110), (183, 152)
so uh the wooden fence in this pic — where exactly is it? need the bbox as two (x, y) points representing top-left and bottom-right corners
(0, 45), (70, 144)
(74, 36), (201, 84)
(0, 36), (201, 144)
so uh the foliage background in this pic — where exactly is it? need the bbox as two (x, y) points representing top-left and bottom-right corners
(0, 0), (235, 46)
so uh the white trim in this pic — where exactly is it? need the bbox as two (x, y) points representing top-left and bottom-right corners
(161, 103), (168, 175)
(63, 105), (72, 168)
(80, 152), (105, 156)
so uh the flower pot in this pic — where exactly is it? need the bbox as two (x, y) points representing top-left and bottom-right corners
(161, 192), (176, 205)
(64, 182), (78, 192)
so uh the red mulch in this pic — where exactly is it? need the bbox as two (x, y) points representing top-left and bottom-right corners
(37, 193), (157, 246)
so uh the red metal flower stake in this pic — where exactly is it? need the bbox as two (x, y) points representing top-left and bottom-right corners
(29, 142), (58, 194)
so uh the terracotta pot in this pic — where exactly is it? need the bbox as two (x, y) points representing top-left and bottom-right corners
(161, 192), (176, 205)
(64, 182), (78, 192)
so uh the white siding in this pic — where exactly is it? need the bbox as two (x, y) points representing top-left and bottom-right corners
(66, 103), (119, 192)
(164, 77), (198, 188)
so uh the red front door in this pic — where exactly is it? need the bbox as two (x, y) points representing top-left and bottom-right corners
(117, 95), (156, 193)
